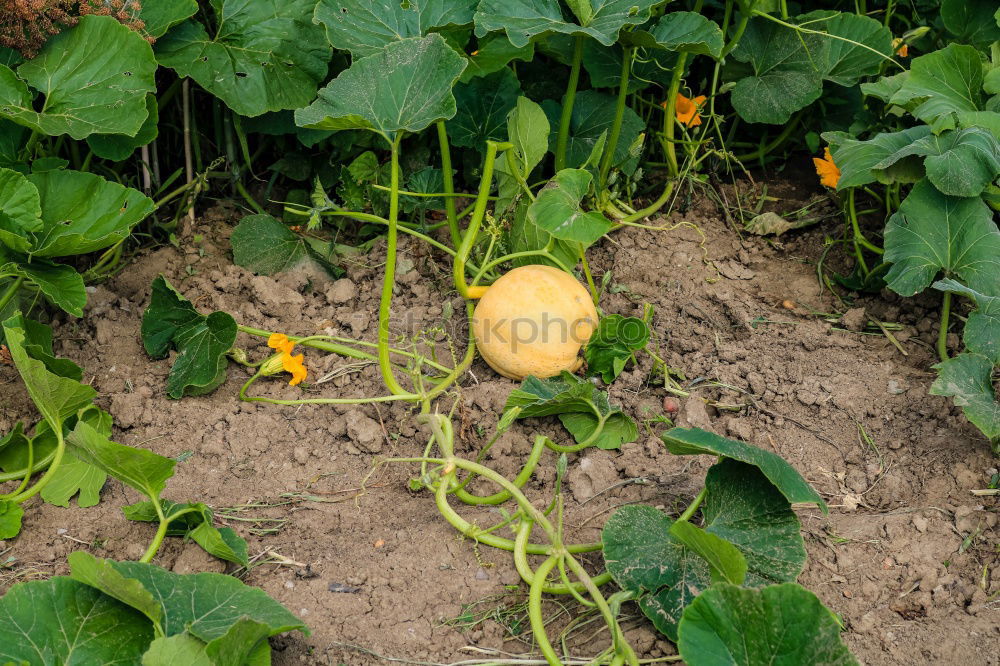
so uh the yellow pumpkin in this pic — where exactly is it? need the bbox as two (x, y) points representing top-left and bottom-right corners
(471, 265), (599, 380)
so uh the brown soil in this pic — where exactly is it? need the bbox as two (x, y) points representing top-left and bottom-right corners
(2, 178), (998, 665)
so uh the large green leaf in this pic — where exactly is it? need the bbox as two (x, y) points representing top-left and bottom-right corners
(528, 168), (613, 248)
(931, 353), (1000, 449)
(155, 0), (331, 117)
(933, 279), (1000, 363)
(669, 520), (747, 586)
(295, 34), (467, 142)
(461, 33), (535, 82)
(602, 460), (809, 641)
(941, 0), (1000, 48)
(584, 314), (650, 383)
(67, 420), (176, 502)
(812, 12), (892, 87)
(140, 0), (199, 38)
(729, 18), (824, 124)
(0, 499), (23, 539)
(68, 551), (164, 627)
(0, 577), (154, 665)
(889, 44), (985, 123)
(314, 0), (477, 56)
(677, 583), (859, 666)
(473, 0), (662, 47)
(504, 372), (638, 449)
(70, 553), (307, 641)
(546, 89), (645, 173)
(141, 276), (238, 398)
(2, 314), (95, 432)
(506, 199), (580, 271)
(874, 127), (1000, 198)
(231, 214), (310, 275)
(142, 634), (212, 666)
(0, 167), (41, 252)
(28, 169), (154, 258)
(40, 407), (111, 508)
(649, 11), (723, 58)
(883, 180), (1000, 297)
(0, 16), (156, 139)
(447, 68), (521, 151)
(0, 250), (87, 317)
(142, 619), (273, 666)
(661, 428), (826, 511)
(87, 94), (159, 162)
(825, 126), (933, 189)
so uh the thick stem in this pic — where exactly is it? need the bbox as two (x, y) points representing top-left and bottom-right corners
(937, 290), (951, 363)
(598, 46), (634, 192)
(377, 136), (410, 396)
(554, 36), (585, 172)
(453, 141), (510, 299)
(528, 555), (563, 666)
(662, 52), (691, 177)
(0, 276), (25, 313)
(678, 487), (708, 523)
(139, 499), (169, 563)
(11, 430), (65, 504)
(436, 121), (461, 249)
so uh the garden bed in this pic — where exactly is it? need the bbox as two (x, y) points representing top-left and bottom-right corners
(2, 177), (996, 665)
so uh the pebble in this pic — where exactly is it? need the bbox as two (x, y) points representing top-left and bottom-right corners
(293, 446), (310, 465)
(474, 568), (490, 581)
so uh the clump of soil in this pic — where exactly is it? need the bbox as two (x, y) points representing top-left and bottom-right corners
(2, 179), (997, 664)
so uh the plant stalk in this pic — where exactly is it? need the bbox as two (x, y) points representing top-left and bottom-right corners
(554, 36), (586, 172)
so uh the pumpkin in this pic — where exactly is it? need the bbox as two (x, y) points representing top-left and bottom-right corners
(471, 265), (599, 380)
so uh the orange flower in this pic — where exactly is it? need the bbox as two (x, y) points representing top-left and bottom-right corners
(267, 333), (294, 355)
(892, 38), (908, 58)
(675, 93), (707, 128)
(813, 147), (841, 189)
(281, 352), (308, 386)
(266, 333), (307, 385)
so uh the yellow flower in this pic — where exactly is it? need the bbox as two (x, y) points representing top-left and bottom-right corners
(675, 93), (707, 128)
(267, 333), (294, 355)
(281, 352), (308, 386)
(813, 147), (841, 189)
(265, 333), (308, 385)
(892, 38), (908, 58)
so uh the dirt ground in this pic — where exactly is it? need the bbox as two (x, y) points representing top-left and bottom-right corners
(1, 172), (998, 665)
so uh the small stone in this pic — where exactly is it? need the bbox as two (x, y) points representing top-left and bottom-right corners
(840, 307), (867, 332)
(373, 539), (385, 549)
(912, 514), (928, 533)
(474, 568), (490, 581)
(326, 278), (357, 304)
(284, 580), (295, 589)
(293, 446), (310, 465)
(887, 379), (905, 395)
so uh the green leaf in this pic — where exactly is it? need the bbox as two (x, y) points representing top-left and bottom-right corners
(41, 447), (108, 508)
(874, 128), (1000, 197)
(473, 0), (662, 48)
(21, 317), (83, 380)
(447, 68), (521, 151)
(0, 167), (41, 253)
(123, 500), (250, 566)
(87, 94), (159, 161)
(496, 97), (550, 213)
(0, 250), (87, 317)
(0, 16), (156, 139)
(504, 372), (638, 449)
(584, 314), (650, 383)
(661, 427), (827, 511)
(933, 279), (1000, 363)
(860, 71), (908, 102)
(461, 33), (535, 82)
(649, 11), (723, 58)
(231, 214), (310, 275)
(140, 0), (199, 38)
(941, 0), (1000, 48)
(72, 554), (307, 641)
(825, 126), (933, 189)
(603, 460), (809, 640)
(883, 179), (1000, 297)
(155, 0), (331, 117)
(931, 353), (1000, 447)
(314, 0), (477, 56)
(528, 168), (613, 248)
(812, 12), (892, 87)
(0, 577), (154, 665)
(0, 499), (23, 539)
(191, 524), (250, 567)
(890, 44), (985, 123)
(2, 314), (96, 432)
(670, 520), (747, 585)
(142, 634), (213, 666)
(506, 199), (579, 271)
(28, 169), (154, 258)
(729, 18), (824, 125)
(546, 89), (645, 174)
(295, 34), (467, 142)
(204, 617), (273, 666)
(68, 550), (164, 627)
(677, 583), (859, 666)
(67, 420), (176, 504)
(141, 276), (238, 398)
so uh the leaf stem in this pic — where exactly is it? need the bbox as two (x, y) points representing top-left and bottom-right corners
(678, 487), (708, 523)
(436, 121), (462, 248)
(454, 141), (510, 299)
(554, 36), (585, 172)
(139, 498), (168, 563)
(937, 290), (951, 363)
(598, 46), (634, 193)
(11, 428), (65, 504)
(0, 277), (25, 313)
(376, 135), (410, 396)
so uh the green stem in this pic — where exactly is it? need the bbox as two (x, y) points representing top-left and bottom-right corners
(579, 245), (599, 306)
(732, 112), (802, 162)
(847, 189), (870, 276)
(554, 36), (585, 172)
(436, 121), (462, 249)
(239, 372), (419, 405)
(0, 449), (55, 483)
(0, 276), (25, 313)
(598, 46), (634, 193)
(139, 499), (168, 563)
(234, 180), (265, 215)
(678, 487), (708, 523)
(617, 179), (676, 225)
(662, 50), (690, 177)
(453, 435), (546, 505)
(377, 135), (410, 396)
(528, 555), (563, 666)
(937, 290), (951, 363)
(454, 141), (510, 298)
(11, 429), (65, 504)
